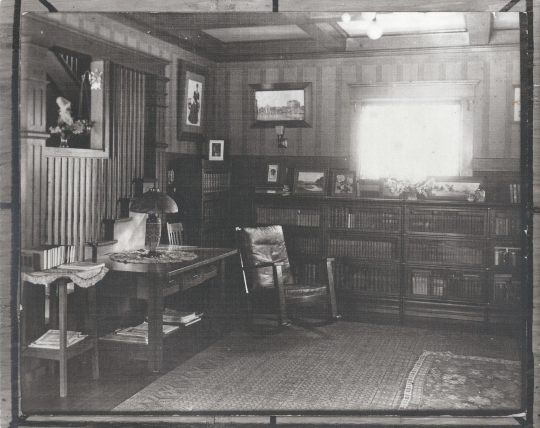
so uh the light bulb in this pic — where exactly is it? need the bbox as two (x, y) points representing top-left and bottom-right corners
(366, 22), (383, 40)
(341, 12), (351, 23)
(361, 12), (376, 21)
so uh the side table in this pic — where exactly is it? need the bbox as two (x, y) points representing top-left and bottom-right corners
(21, 265), (108, 397)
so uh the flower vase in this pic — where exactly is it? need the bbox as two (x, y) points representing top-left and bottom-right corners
(59, 136), (69, 148)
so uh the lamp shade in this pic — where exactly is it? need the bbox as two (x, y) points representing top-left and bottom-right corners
(130, 187), (178, 214)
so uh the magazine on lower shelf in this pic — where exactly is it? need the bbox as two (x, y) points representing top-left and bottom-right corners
(29, 329), (88, 349)
(100, 322), (180, 344)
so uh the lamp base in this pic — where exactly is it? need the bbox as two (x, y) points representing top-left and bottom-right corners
(145, 213), (161, 256)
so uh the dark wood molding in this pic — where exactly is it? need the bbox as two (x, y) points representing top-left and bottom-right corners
(22, 14), (170, 76)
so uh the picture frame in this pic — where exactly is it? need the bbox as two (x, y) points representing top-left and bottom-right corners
(249, 82), (312, 129)
(208, 140), (224, 161)
(293, 169), (327, 196)
(266, 164), (279, 184)
(177, 60), (208, 142)
(330, 170), (357, 198)
(429, 178), (482, 201)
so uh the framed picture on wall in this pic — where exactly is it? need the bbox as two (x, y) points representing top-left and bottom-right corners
(249, 82), (312, 129)
(208, 140), (224, 161)
(293, 169), (327, 196)
(177, 60), (208, 142)
(330, 170), (357, 198)
(267, 164), (279, 183)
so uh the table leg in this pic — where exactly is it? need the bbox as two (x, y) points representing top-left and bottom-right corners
(146, 276), (163, 373)
(58, 279), (68, 398)
(49, 283), (58, 330)
(87, 287), (99, 380)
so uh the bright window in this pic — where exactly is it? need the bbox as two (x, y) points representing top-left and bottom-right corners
(357, 101), (462, 182)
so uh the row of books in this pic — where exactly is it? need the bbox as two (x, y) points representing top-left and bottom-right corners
(28, 329), (87, 349)
(327, 238), (395, 260)
(203, 172), (230, 193)
(493, 247), (521, 267)
(256, 207), (320, 227)
(21, 245), (76, 271)
(408, 212), (485, 235)
(407, 242), (484, 265)
(410, 272), (483, 300)
(509, 183), (521, 204)
(493, 274), (521, 302)
(294, 263), (318, 284)
(288, 236), (321, 255)
(326, 208), (400, 231)
(203, 199), (228, 222)
(493, 215), (520, 236)
(334, 265), (400, 294)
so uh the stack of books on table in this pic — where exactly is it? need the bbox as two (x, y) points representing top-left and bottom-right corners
(101, 322), (180, 344)
(28, 329), (87, 349)
(255, 185), (291, 196)
(162, 308), (203, 326)
(21, 245), (76, 271)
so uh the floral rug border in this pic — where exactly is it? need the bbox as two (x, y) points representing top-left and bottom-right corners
(399, 351), (521, 410)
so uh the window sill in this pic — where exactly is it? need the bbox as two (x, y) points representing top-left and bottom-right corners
(43, 146), (108, 159)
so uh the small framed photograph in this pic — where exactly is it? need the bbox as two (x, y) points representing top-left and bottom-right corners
(293, 169), (327, 196)
(208, 140), (224, 161)
(330, 170), (356, 197)
(267, 164), (279, 183)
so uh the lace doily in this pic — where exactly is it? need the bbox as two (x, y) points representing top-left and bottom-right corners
(109, 248), (199, 264)
(22, 267), (108, 288)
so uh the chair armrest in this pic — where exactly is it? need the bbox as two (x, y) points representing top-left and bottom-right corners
(244, 261), (285, 270)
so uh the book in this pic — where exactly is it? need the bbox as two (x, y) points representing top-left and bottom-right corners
(162, 308), (203, 324)
(57, 261), (105, 271)
(29, 329), (87, 349)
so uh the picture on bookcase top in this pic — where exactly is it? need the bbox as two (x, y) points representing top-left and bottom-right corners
(293, 169), (327, 195)
(330, 170), (357, 198)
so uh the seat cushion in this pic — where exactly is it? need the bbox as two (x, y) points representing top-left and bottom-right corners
(284, 283), (328, 298)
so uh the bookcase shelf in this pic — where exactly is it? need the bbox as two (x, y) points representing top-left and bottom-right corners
(167, 155), (232, 247)
(252, 195), (523, 328)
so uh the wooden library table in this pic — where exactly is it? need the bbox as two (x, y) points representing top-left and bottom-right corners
(21, 265), (108, 397)
(97, 245), (238, 373)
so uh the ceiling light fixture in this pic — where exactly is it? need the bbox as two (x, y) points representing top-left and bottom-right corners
(366, 20), (383, 40)
(341, 12), (351, 23)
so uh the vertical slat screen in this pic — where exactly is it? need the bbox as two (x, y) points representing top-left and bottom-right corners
(106, 63), (146, 219)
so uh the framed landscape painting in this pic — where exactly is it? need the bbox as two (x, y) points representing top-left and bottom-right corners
(293, 169), (327, 195)
(249, 82), (312, 128)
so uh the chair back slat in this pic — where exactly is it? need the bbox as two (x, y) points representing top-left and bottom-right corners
(167, 222), (183, 245)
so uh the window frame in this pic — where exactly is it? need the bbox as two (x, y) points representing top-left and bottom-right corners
(349, 81), (478, 179)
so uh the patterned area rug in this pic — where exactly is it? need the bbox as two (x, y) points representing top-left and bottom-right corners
(113, 322), (520, 412)
(399, 351), (521, 410)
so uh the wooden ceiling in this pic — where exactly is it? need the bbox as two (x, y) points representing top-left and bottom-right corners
(106, 12), (521, 62)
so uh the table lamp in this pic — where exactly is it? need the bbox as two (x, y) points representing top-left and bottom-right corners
(130, 185), (178, 257)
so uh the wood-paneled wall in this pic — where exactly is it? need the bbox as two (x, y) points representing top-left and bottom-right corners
(20, 46), (150, 259)
(216, 47), (521, 172)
